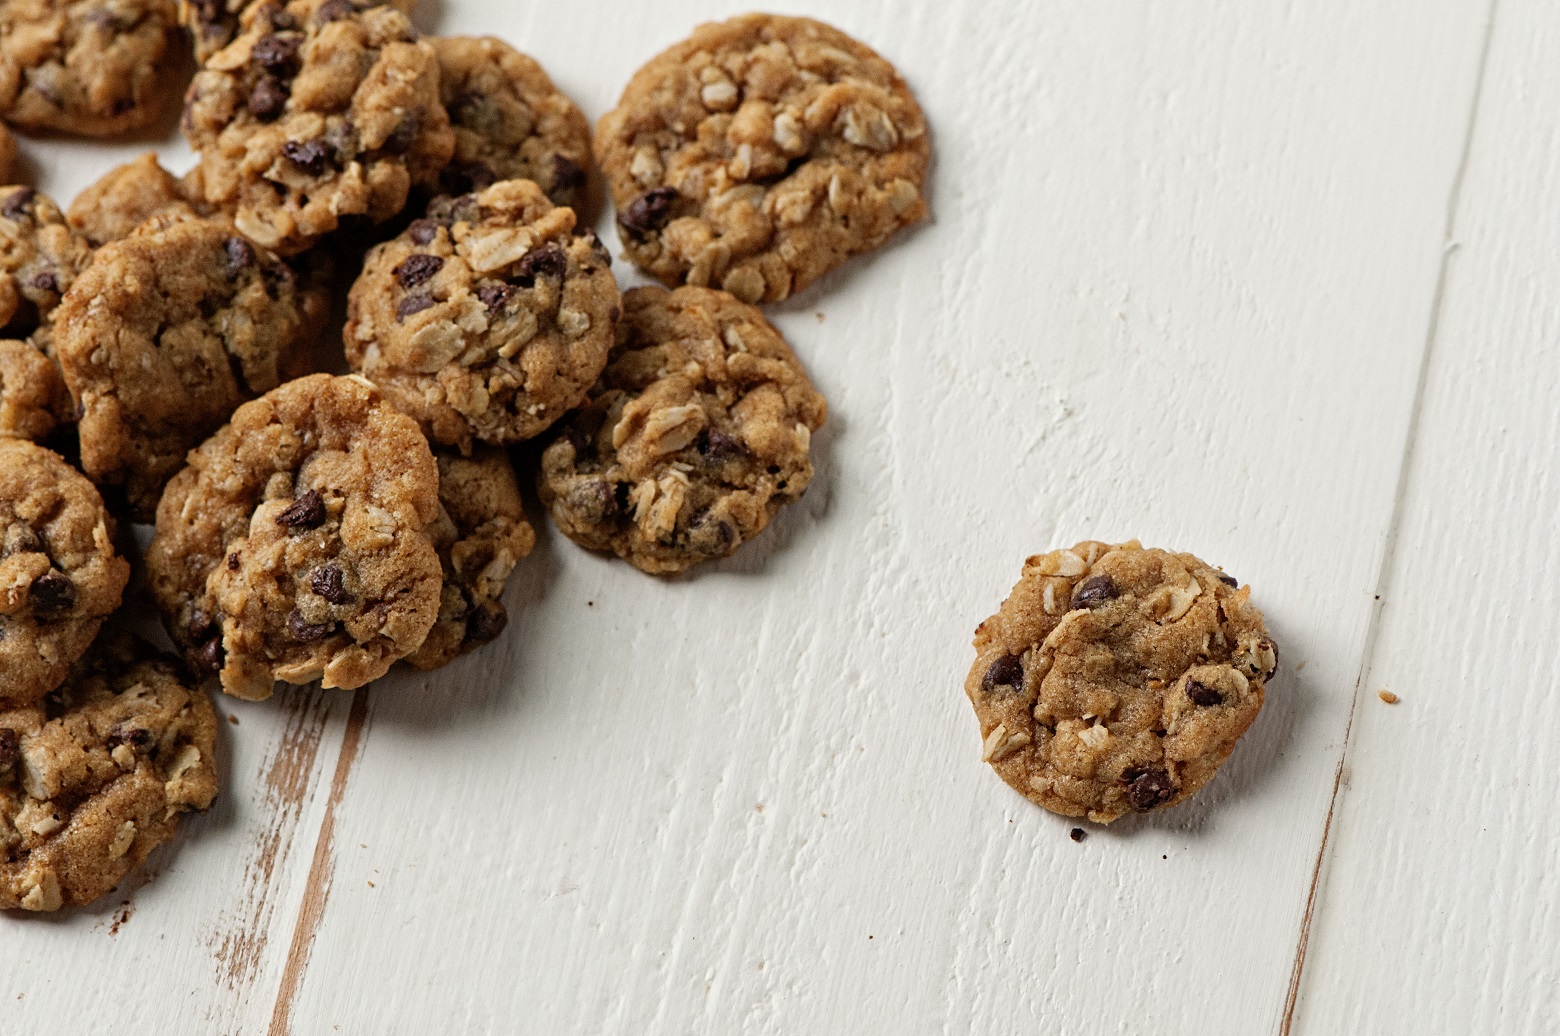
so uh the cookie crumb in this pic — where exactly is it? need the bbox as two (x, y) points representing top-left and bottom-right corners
(228, 715), (239, 725)
(1378, 690), (1399, 704)
(1069, 828), (1086, 843)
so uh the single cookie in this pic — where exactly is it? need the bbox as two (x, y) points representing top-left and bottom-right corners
(0, 123), (16, 182)
(344, 178), (620, 451)
(0, 337), (69, 441)
(56, 214), (315, 521)
(0, 185), (93, 353)
(404, 447), (534, 671)
(538, 284), (826, 575)
(595, 13), (929, 304)
(0, 0), (181, 137)
(0, 439), (130, 706)
(146, 373), (441, 699)
(65, 152), (199, 247)
(181, 0), (453, 256)
(0, 631), (217, 911)
(965, 542), (1279, 824)
(432, 36), (591, 208)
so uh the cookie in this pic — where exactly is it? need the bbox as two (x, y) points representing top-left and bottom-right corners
(344, 178), (620, 451)
(0, 123), (16, 182)
(56, 214), (315, 521)
(965, 542), (1280, 824)
(0, 630), (218, 911)
(180, 0), (417, 65)
(595, 13), (929, 304)
(0, 185), (93, 354)
(181, 0), (453, 256)
(432, 36), (592, 208)
(0, 337), (70, 441)
(65, 152), (199, 247)
(538, 285), (826, 575)
(146, 373), (442, 699)
(0, 439), (130, 706)
(0, 0), (181, 137)
(404, 447), (534, 671)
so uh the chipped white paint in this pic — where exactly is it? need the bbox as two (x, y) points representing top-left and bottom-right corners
(2, 1), (1545, 1032)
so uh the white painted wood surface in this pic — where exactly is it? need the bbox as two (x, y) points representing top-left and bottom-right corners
(3, 0), (1549, 1032)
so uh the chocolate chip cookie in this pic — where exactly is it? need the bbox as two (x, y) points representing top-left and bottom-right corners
(966, 542), (1279, 824)
(538, 285), (826, 575)
(65, 152), (199, 247)
(0, 0), (181, 137)
(596, 13), (929, 304)
(181, 0), (453, 255)
(56, 214), (315, 521)
(0, 337), (69, 441)
(146, 373), (442, 699)
(344, 178), (620, 451)
(0, 438), (130, 706)
(432, 36), (592, 208)
(404, 447), (534, 671)
(0, 185), (93, 354)
(1, 630), (218, 911)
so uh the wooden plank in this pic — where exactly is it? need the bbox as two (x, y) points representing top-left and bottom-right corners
(1289, 1), (1560, 1031)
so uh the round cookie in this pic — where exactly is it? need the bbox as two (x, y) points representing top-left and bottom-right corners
(344, 178), (620, 451)
(404, 447), (534, 671)
(0, 439), (130, 706)
(0, 337), (69, 441)
(595, 13), (929, 304)
(146, 373), (442, 699)
(181, 0), (453, 256)
(56, 214), (315, 522)
(432, 36), (592, 208)
(1, 631), (218, 911)
(538, 284), (826, 575)
(965, 541), (1280, 824)
(0, 185), (93, 353)
(65, 152), (199, 247)
(0, 0), (181, 137)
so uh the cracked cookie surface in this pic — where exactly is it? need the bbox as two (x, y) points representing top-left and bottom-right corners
(65, 152), (199, 247)
(0, 185), (93, 354)
(146, 373), (441, 699)
(595, 13), (929, 304)
(538, 284), (825, 575)
(182, 0), (452, 255)
(0, 438), (130, 706)
(345, 178), (619, 451)
(966, 541), (1279, 824)
(1, 630), (217, 911)
(56, 214), (315, 521)
(0, 337), (70, 442)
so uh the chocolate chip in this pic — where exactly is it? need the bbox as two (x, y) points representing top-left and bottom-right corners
(27, 271), (58, 294)
(617, 186), (679, 239)
(282, 138), (329, 176)
(385, 113), (421, 155)
(514, 242), (566, 283)
(275, 489), (326, 530)
(1122, 766), (1177, 812)
(466, 602), (508, 645)
(476, 284), (514, 313)
(286, 610), (334, 642)
(396, 293), (435, 321)
(106, 724), (152, 750)
(1069, 827), (1086, 843)
(980, 653), (1025, 695)
(248, 75), (289, 122)
(310, 563), (352, 605)
(690, 510), (737, 553)
(551, 154), (586, 195)
(2, 187), (36, 220)
(226, 552), (241, 570)
(583, 229), (611, 263)
(395, 253), (443, 289)
(1186, 680), (1223, 707)
(0, 728), (18, 769)
(30, 570), (75, 612)
(224, 236), (256, 277)
(314, 0), (352, 22)
(1218, 572), (1238, 588)
(186, 607), (216, 641)
(1070, 574), (1118, 610)
(250, 33), (301, 74)
(407, 218), (444, 245)
(193, 636), (224, 676)
(573, 478), (623, 522)
(700, 429), (748, 464)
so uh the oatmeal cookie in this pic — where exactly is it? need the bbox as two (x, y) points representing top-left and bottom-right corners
(404, 447), (533, 671)
(0, 185), (93, 353)
(65, 152), (199, 247)
(0, 0), (181, 137)
(146, 373), (441, 699)
(432, 36), (591, 207)
(56, 214), (315, 521)
(595, 13), (929, 304)
(0, 439), (130, 706)
(0, 337), (69, 441)
(538, 285), (825, 575)
(966, 542), (1279, 824)
(181, 0), (453, 256)
(0, 631), (217, 911)
(345, 179), (620, 451)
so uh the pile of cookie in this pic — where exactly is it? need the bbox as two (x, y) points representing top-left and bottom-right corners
(0, 4), (930, 910)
